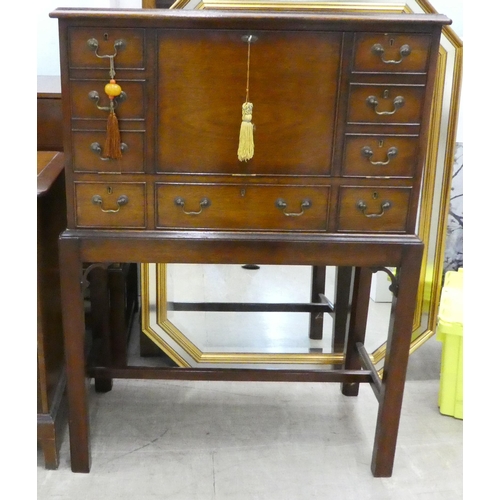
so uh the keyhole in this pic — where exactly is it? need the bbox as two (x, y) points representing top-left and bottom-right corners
(240, 189), (246, 197)
(378, 139), (384, 148)
(103, 33), (109, 41)
(107, 186), (113, 195)
(389, 38), (395, 46)
(372, 192), (379, 200)
(383, 89), (389, 99)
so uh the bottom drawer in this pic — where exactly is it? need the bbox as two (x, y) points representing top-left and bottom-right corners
(337, 186), (411, 233)
(156, 183), (330, 231)
(75, 182), (146, 228)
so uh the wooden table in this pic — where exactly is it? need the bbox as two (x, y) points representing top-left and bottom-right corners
(51, 8), (450, 477)
(37, 151), (67, 469)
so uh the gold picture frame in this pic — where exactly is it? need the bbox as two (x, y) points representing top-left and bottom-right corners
(140, 0), (463, 368)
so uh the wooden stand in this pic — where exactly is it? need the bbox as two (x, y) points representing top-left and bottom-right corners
(60, 232), (423, 477)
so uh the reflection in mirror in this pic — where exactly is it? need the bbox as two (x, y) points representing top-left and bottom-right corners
(145, 264), (391, 366)
(141, 0), (462, 367)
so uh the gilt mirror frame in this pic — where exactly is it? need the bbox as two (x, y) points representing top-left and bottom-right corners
(140, 0), (463, 368)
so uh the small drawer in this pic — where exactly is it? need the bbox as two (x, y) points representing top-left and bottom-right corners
(347, 84), (425, 124)
(353, 33), (432, 73)
(72, 130), (145, 173)
(156, 183), (330, 231)
(68, 28), (145, 70)
(70, 80), (145, 120)
(342, 135), (419, 178)
(75, 182), (146, 228)
(337, 186), (411, 233)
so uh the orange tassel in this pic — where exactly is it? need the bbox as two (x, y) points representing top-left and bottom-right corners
(103, 107), (122, 159)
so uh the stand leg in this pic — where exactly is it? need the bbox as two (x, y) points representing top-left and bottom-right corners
(309, 266), (326, 340)
(109, 264), (129, 367)
(341, 267), (372, 396)
(89, 266), (113, 392)
(333, 266), (355, 353)
(371, 245), (423, 477)
(59, 237), (91, 473)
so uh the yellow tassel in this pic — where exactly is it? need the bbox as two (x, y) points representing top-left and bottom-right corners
(238, 102), (254, 162)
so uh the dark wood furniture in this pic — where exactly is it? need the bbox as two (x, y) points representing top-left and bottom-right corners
(51, 8), (450, 477)
(37, 151), (67, 469)
(37, 77), (63, 152)
(37, 83), (139, 467)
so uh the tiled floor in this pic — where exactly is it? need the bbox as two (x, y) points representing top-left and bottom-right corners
(37, 265), (463, 499)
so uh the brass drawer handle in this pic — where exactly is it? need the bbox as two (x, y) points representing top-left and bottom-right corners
(174, 197), (211, 215)
(88, 90), (127, 111)
(275, 198), (312, 217)
(366, 95), (405, 116)
(90, 142), (128, 160)
(356, 200), (391, 218)
(371, 43), (411, 64)
(92, 194), (129, 213)
(361, 146), (398, 166)
(87, 38), (126, 60)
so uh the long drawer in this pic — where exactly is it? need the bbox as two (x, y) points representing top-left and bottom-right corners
(156, 183), (330, 231)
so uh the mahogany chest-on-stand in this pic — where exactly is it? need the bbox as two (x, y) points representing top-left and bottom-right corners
(51, 8), (451, 477)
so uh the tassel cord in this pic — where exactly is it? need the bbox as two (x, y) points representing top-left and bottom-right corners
(238, 36), (255, 162)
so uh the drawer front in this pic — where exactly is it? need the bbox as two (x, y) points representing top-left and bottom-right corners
(156, 183), (330, 231)
(353, 33), (432, 73)
(75, 182), (146, 228)
(68, 28), (145, 70)
(72, 131), (145, 173)
(337, 186), (411, 233)
(342, 135), (419, 178)
(347, 84), (425, 124)
(70, 80), (145, 120)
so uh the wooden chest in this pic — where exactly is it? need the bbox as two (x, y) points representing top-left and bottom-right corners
(55, 10), (447, 238)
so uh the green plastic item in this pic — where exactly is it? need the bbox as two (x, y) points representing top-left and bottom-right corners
(436, 268), (463, 419)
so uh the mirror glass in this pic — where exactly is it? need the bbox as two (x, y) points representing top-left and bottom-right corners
(141, 0), (462, 368)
